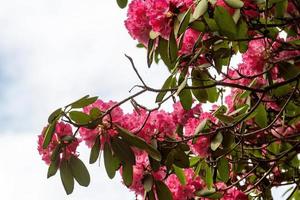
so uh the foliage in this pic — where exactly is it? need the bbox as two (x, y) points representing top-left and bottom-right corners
(38, 0), (300, 199)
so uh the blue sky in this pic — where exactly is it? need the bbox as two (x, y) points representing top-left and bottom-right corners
(0, 0), (292, 199)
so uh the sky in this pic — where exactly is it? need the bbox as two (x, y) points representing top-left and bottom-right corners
(0, 0), (169, 199)
(0, 0), (293, 199)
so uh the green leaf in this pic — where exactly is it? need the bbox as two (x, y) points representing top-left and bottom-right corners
(269, 0), (286, 4)
(168, 31), (178, 63)
(48, 108), (62, 123)
(189, 156), (200, 167)
(60, 160), (74, 195)
(197, 188), (223, 199)
(50, 144), (62, 162)
(89, 136), (100, 164)
(173, 165), (186, 185)
(204, 14), (218, 32)
(237, 19), (248, 53)
(147, 190), (156, 200)
(42, 122), (57, 149)
(104, 142), (117, 179)
(111, 137), (135, 165)
(156, 75), (173, 103)
(116, 125), (161, 161)
(190, 21), (206, 32)
(211, 132), (223, 151)
(71, 96), (98, 109)
(255, 103), (268, 128)
(69, 111), (91, 125)
(176, 9), (191, 36)
(179, 88), (193, 110)
(214, 6), (237, 39)
(239, 79), (256, 98)
(89, 107), (102, 120)
(122, 162), (133, 187)
(147, 39), (155, 68)
(275, 0), (288, 18)
(69, 156), (90, 187)
(116, 0), (127, 8)
(47, 158), (59, 178)
(215, 113), (234, 124)
(194, 119), (208, 135)
(143, 174), (154, 192)
(173, 148), (190, 168)
(193, 0), (208, 19)
(155, 181), (173, 200)
(205, 165), (213, 189)
(217, 157), (229, 182)
(224, 0), (244, 8)
(278, 62), (300, 80)
(158, 37), (172, 70)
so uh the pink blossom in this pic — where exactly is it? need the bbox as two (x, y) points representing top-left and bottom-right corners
(223, 187), (248, 200)
(165, 168), (204, 200)
(146, 0), (193, 38)
(243, 0), (259, 18)
(79, 100), (123, 147)
(185, 117), (210, 157)
(125, 0), (152, 45)
(38, 122), (79, 165)
(179, 28), (201, 55)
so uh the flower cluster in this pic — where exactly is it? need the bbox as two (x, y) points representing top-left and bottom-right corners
(38, 122), (79, 165)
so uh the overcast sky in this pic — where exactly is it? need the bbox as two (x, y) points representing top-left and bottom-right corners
(0, 0), (169, 199)
(0, 0), (292, 199)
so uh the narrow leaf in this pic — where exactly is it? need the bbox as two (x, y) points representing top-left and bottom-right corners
(214, 6), (237, 39)
(60, 160), (74, 195)
(69, 111), (91, 125)
(69, 156), (90, 187)
(122, 162), (133, 187)
(89, 136), (100, 164)
(211, 132), (223, 151)
(104, 142), (117, 179)
(193, 0), (208, 19)
(116, 0), (128, 8)
(42, 122), (57, 149)
(173, 165), (186, 185)
(155, 181), (173, 200)
(111, 137), (136, 165)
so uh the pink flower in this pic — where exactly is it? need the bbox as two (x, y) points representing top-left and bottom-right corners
(165, 168), (204, 200)
(37, 122), (79, 165)
(243, 0), (259, 18)
(185, 117), (210, 157)
(79, 100), (123, 147)
(125, 0), (152, 45)
(146, 0), (193, 38)
(179, 29), (201, 55)
(223, 187), (248, 200)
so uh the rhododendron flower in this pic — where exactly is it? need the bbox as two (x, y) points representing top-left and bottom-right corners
(215, 182), (248, 200)
(146, 0), (193, 38)
(185, 117), (212, 157)
(125, 0), (152, 45)
(38, 122), (79, 165)
(179, 28), (200, 55)
(120, 150), (166, 195)
(166, 168), (204, 200)
(79, 100), (123, 147)
(243, 0), (259, 18)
